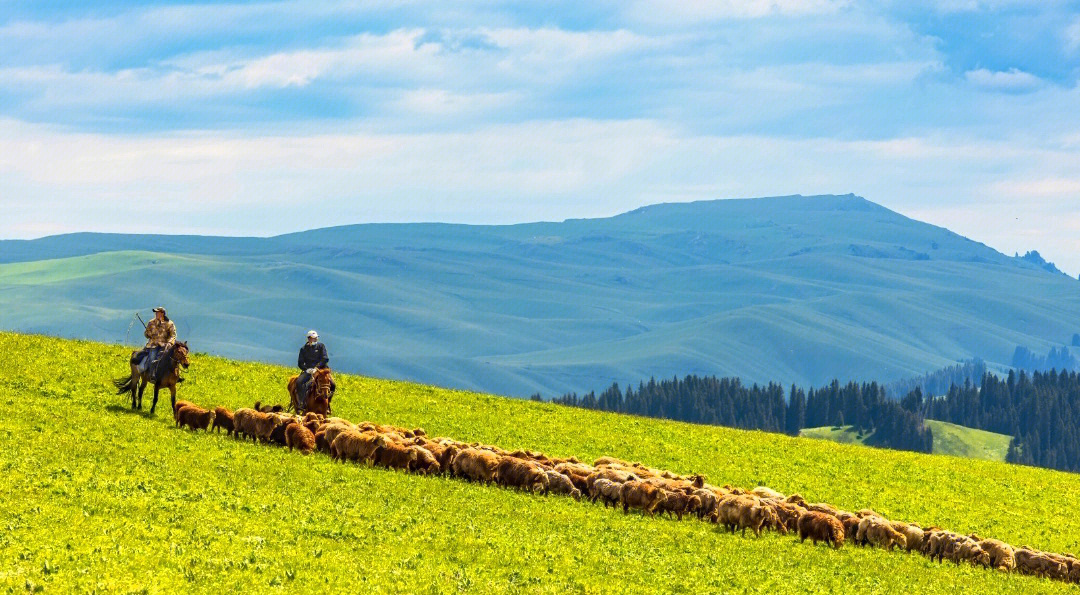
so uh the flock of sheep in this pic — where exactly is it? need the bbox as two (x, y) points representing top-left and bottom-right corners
(172, 399), (1079, 585)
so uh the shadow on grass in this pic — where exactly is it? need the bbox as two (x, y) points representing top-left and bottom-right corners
(105, 403), (162, 419)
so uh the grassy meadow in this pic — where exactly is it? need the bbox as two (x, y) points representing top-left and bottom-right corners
(801, 421), (1012, 462)
(1, 332), (1078, 593)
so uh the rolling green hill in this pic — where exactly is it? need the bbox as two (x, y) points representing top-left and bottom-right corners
(2, 194), (1079, 398)
(2, 332), (1078, 593)
(800, 421), (1012, 462)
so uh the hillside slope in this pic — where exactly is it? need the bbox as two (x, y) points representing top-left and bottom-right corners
(801, 421), (1012, 462)
(2, 195), (1079, 397)
(1, 333), (1078, 593)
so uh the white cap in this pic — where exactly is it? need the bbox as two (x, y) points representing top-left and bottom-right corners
(307, 330), (318, 339)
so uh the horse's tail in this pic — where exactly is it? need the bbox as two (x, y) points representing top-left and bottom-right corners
(114, 375), (134, 393)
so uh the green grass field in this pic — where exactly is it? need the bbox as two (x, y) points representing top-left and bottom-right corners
(801, 421), (1012, 463)
(2, 332), (1078, 593)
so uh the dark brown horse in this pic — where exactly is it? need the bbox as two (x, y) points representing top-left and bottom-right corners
(114, 341), (190, 414)
(287, 368), (333, 416)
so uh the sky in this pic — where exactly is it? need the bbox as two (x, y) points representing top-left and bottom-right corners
(2, 1), (1080, 273)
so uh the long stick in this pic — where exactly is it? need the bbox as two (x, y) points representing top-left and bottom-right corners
(136, 313), (147, 329)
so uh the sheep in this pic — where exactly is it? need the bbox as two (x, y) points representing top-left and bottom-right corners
(618, 480), (667, 517)
(657, 491), (701, 521)
(899, 524), (925, 554)
(692, 488), (718, 520)
(330, 430), (380, 463)
(285, 422), (315, 454)
(450, 448), (501, 485)
(797, 511), (845, 549)
(172, 400), (196, 421)
(752, 486), (784, 500)
(267, 415), (297, 446)
(232, 408), (256, 440)
(590, 478), (623, 508)
(244, 410), (281, 443)
(978, 539), (1015, 572)
(544, 469), (582, 500)
(836, 512), (861, 544)
(373, 439), (419, 470)
(497, 457), (549, 493)
(716, 496), (782, 537)
(176, 405), (215, 431)
(953, 540), (991, 568)
(210, 406), (234, 434)
(586, 468), (639, 494)
(865, 519), (907, 552)
(409, 445), (441, 475)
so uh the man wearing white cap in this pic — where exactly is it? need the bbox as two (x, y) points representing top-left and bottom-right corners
(297, 330), (334, 396)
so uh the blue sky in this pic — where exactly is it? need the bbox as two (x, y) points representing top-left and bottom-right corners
(2, 1), (1080, 272)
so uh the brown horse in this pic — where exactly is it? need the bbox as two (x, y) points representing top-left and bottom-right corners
(114, 341), (190, 415)
(287, 368), (333, 416)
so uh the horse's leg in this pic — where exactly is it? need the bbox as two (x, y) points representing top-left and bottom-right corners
(137, 378), (147, 409)
(129, 366), (138, 409)
(150, 383), (161, 415)
(169, 384), (177, 413)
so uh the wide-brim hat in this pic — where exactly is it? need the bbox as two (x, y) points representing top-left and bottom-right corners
(152, 307), (167, 314)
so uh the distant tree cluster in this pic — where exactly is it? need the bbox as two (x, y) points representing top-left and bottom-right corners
(885, 359), (987, 400)
(902, 370), (1080, 472)
(550, 376), (932, 453)
(1011, 346), (1079, 373)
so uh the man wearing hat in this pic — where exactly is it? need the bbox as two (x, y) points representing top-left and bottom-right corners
(297, 330), (334, 396)
(139, 306), (177, 371)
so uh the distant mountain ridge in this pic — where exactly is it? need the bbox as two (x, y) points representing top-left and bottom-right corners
(2, 194), (1078, 397)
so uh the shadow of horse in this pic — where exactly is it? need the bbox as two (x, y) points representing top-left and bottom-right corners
(104, 404), (156, 419)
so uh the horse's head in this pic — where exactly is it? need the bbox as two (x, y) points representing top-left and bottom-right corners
(174, 341), (190, 369)
(313, 368), (332, 394)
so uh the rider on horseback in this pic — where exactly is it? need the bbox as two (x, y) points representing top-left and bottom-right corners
(297, 330), (335, 404)
(139, 307), (176, 366)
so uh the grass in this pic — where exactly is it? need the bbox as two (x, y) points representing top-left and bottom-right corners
(924, 420), (1012, 462)
(801, 421), (1012, 462)
(2, 332), (1078, 593)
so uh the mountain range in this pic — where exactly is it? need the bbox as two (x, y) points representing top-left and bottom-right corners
(2, 194), (1078, 397)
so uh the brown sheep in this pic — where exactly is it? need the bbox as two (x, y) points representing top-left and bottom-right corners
(303, 419), (322, 435)
(658, 491), (701, 521)
(586, 468), (639, 493)
(717, 496), (782, 537)
(866, 520), (907, 551)
(409, 446), (441, 475)
(451, 448), (500, 484)
(752, 486), (784, 500)
(211, 406), (235, 434)
(618, 480), (667, 517)
(544, 470), (582, 500)
(373, 440), (419, 470)
(497, 457), (549, 493)
(267, 415), (297, 446)
(285, 423), (315, 454)
(246, 410), (281, 443)
(978, 539), (1015, 572)
(172, 399), (196, 421)
(899, 524), (925, 554)
(232, 408), (256, 440)
(330, 430), (380, 462)
(797, 511), (844, 549)
(837, 513), (861, 544)
(590, 478), (623, 507)
(693, 489), (719, 520)
(176, 405), (215, 431)
(302, 411), (325, 424)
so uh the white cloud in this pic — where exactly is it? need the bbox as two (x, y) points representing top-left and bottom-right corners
(625, 0), (849, 24)
(964, 68), (1043, 92)
(1066, 17), (1080, 53)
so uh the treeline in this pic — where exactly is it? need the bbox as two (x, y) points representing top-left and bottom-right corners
(1011, 346), (1078, 373)
(884, 359), (986, 399)
(548, 376), (932, 453)
(902, 370), (1080, 472)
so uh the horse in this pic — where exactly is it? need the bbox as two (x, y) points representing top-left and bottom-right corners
(113, 341), (190, 415)
(287, 368), (333, 416)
